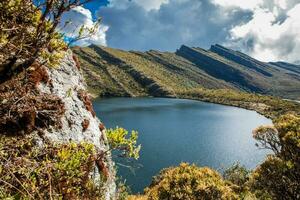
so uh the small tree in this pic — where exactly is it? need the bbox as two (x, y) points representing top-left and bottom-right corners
(0, 0), (98, 83)
(252, 125), (281, 154)
(250, 114), (300, 199)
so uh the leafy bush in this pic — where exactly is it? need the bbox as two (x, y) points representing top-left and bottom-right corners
(250, 114), (300, 199)
(0, 134), (106, 199)
(106, 127), (141, 160)
(0, 125), (142, 199)
(0, 0), (68, 82)
(223, 163), (250, 187)
(144, 163), (238, 200)
(0, 0), (100, 83)
(0, 64), (65, 135)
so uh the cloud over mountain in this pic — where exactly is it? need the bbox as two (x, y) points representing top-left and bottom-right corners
(60, 0), (300, 63)
(227, 1), (300, 63)
(98, 0), (250, 52)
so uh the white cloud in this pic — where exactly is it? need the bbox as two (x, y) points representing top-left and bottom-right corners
(99, 0), (249, 51)
(212, 0), (263, 10)
(229, 3), (300, 62)
(135, 0), (169, 10)
(275, 0), (287, 9)
(59, 6), (108, 46)
(61, 0), (300, 63)
(108, 0), (169, 11)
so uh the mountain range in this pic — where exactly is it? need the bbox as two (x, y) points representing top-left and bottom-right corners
(72, 44), (300, 100)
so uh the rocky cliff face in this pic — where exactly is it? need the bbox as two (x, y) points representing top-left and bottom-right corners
(0, 48), (116, 198)
(10, 50), (116, 199)
(39, 50), (116, 199)
(176, 45), (264, 92)
(269, 61), (300, 75)
(175, 45), (300, 98)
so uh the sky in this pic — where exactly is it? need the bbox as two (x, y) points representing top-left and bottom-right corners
(59, 0), (300, 63)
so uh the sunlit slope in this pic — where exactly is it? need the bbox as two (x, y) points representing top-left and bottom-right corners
(73, 44), (300, 99)
(73, 45), (234, 97)
(177, 45), (300, 99)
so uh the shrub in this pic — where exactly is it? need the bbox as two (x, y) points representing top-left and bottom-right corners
(0, 134), (106, 199)
(223, 163), (250, 187)
(144, 163), (238, 200)
(106, 127), (141, 160)
(250, 114), (300, 199)
(0, 0), (100, 83)
(0, 67), (65, 135)
(0, 0), (67, 82)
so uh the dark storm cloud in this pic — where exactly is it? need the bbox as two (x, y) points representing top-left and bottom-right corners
(97, 0), (251, 51)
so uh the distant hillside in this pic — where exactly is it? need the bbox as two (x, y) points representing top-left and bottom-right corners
(269, 61), (300, 74)
(72, 44), (300, 100)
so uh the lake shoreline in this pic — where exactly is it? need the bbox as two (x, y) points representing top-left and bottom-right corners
(96, 95), (271, 118)
(91, 91), (300, 121)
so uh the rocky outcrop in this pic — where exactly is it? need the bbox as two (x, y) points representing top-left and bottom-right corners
(269, 61), (300, 74)
(37, 50), (116, 200)
(176, 45), (264, 92)
(210, 44), (273, 77)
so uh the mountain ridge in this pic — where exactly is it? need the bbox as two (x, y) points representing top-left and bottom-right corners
(72, 44), (300, 100)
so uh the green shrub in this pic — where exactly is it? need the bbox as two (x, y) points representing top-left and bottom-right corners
(0, 134), (105, 199)
(0, 0), (101, 83)
(223, 163), (250, 187)
(106, 127), (141, 160)
(144, 163), (238, 200)
(250, 114), (300, 199)
(0, 0), (68, 82)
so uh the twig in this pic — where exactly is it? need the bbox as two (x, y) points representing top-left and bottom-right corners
(47, 169), (53, 200)
(8, 94), (28, 117)
(0, 179), (28, 197)
(4, 160), (35, 199)
(36, 110), (59, 114)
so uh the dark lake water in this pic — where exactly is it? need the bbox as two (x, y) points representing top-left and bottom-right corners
(93, 97), (272, 193)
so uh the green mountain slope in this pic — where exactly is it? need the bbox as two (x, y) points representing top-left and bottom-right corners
(72, 44), (300, 100)
(177, 45), (300, 98)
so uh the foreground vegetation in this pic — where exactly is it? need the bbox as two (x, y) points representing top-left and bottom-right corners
(0, 0), (141, 199)
(0, 135), (104, 199)
(0, 127), (141, 199)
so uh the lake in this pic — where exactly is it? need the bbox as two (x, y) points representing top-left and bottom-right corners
(93, 97), (272, 193)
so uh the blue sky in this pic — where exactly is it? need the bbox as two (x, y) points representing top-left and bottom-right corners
(83, 0), (108, 19)
(61, 0), (300, 63)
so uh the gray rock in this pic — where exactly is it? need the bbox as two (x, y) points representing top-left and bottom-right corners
(38, 50), (116, 200)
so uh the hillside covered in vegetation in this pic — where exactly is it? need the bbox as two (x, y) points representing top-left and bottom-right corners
(73, 44), (300, 100)
(73, 45), (300, 119)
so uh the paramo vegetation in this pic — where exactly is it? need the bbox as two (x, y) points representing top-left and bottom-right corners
(0, 128), (141, 199)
